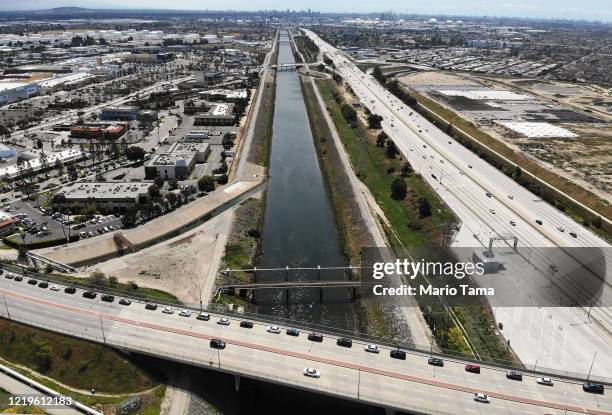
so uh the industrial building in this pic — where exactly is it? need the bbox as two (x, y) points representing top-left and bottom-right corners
(144, 142), (210, 180)
(190, 102), (235, 126)
(124, 51), (174, 64)
(100, 106), (139, 121)
(195, 71), (224, 86)
(54, 182), (151, 213)
(199, 88), (247, 102)
(0, 149), (84, 181)
(0, 81), (38, 105)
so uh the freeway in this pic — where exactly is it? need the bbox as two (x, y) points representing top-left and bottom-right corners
(1, 275), (611, 415)
(303, 29), (612, 376)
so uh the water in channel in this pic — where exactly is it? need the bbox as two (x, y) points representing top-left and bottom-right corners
(255, 31), (356, 331)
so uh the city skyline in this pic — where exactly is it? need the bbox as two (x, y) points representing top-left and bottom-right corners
(1, 0), (612, 22)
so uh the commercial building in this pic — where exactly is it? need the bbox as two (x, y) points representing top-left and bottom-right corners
(70, 124), (126, 140)
(54, 182), (151, 213)
(124, 51), (174, 64)
(199, 88), (247, 102)
(0, 149), (84, 181)
(0, 216), (19, 236)
(145, 142), (210, 180)
(0, 81), (38, 105)
(0, 144), (17, 159)
(191, 102), (235, 126)
(195, 71), (224, 86)
(100, 106), (139, 121)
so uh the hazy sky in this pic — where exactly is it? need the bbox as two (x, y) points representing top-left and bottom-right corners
(2, 0), (611, 22)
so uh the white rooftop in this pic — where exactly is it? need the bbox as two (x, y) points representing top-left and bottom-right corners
(437, 89), (532, 101)
(499, 121), (578, 138)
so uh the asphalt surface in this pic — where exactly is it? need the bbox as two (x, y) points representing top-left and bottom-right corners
(303, 29), (612, 377)
(0, 276), (610, 415)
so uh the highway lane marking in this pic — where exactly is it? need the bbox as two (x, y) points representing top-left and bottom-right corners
(1, 287), (610, 415)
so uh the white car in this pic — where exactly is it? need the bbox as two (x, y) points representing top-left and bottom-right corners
(303, 368), (321, 378)
(365, 344), (380, 354)
(162, 307), (174, 314)
(217, 318), (230, 326)
(537, 377), (554, 386)
(50, 285), (60, 291)
(267, 325), (281, 334)
(557, 226), (565, 233)
(473, 393), (490, 403)
(179, 310), (191, 317)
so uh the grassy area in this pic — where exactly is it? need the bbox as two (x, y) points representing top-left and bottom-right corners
(412, 90), (612, 240)
(0, 319), (160, 394)
(137, 385), (166, 415)
(317, 78), (516, 363)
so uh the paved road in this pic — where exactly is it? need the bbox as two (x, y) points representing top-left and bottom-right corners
(303, 29), (612, 377)
(0, 276), (610, 415)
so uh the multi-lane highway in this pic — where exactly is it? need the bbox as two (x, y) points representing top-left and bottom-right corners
(1, 274), (610, 415)
(302, 29), (612, 376)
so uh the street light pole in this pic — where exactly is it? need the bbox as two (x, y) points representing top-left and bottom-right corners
(99, 315), (106, 344)
(587, 351), (598, 381)
(2, 293), (10, 320)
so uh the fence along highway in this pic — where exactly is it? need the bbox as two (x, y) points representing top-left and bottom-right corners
(1, 274), (611, 415)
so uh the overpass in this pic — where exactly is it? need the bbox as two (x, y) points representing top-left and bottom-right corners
(271, 63), (308, 71)
(1, 274), (610, 415)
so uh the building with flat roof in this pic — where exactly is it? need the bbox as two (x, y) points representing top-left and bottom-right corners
(70, 123), (126, 140)
(145, 142), (210, 180)
(191, 102), (235, 126)
(54, 182), (151, 213)
(199, 88), (247, 102)
(0, 149), (84, 181)
(0, 81), (38, 106)
(100, 106), (139, 121)
(0, 144), (17, 159)
(195, 71), (223, 86)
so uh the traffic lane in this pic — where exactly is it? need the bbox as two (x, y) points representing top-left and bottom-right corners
(2, 282), (601, 414)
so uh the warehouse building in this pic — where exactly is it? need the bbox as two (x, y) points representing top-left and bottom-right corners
(54, 182), (151, 213)
(100, 106), (139, 121)
(0, 149), (84, 181)
(193, 102), (235, 126)
(0, 81), (38, 105)
(145, 142), (210, 180)
(199, 88), (247, 102)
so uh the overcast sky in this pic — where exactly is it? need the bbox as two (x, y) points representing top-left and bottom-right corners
(2, 0), (611, 22)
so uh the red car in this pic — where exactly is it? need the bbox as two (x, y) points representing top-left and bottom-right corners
(465, 364), (481, 374)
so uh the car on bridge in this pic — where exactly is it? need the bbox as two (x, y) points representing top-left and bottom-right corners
(537, 377), (554, 386)
(27, 279), (38, 285)
(145, 303), (158, 310)
(337, 338), (352, 348)
(240, 321), (253, 328)
(50, 285), (60, 291)
(210, 339), (226, 350)
(82, 291), (97, 299)
(583, 383), (604, 394)
(308, 333), (323, 342)
(286, 328), (300, 337)
(197, 312), (210, 321)
(390, 349), (406, 360)
(179, 310), (192, 318)
(119, 298), (131, 306)
(428, 357), (444, 367)
(217, 318), (230, 326)
(465, 364), (481, 374)
(64, 287), (76, 294)
(101, 295), (114, 303)
(365, 344), (380, 354)
(303, 368), (321, 379)
(162, 307), (174, 314)
(506, 370), (523, 381)
(267, 325), (281, 334)
(37, 281), (49, 288)
(473, 393), (490, 403)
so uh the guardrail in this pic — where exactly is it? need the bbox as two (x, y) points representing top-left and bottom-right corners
(0, 362), (102, 415)
(1, 261), (611, 386)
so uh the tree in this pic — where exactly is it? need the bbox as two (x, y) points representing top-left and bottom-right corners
(376, 131), (388, 147)
(401, 162), (413, 177)
(368, 113), (383, 129)
(341, 103), (357, 123)
(168, 179), (178, 190)
(154, 177), (165, 188)
(54, 158), (64, 175)
(89, 271), (106, 285)
(125, 146), (145, 161)
(391, 177), (407, 200)
(165, 192), (178, 207)
(418, 197), (432, 217)
(386, 140), (399, 158)
(148, 184), (160, 199)
(198, 175), (215, 192)
(372, 65), (385, 85)
(36, 138), (43, 149)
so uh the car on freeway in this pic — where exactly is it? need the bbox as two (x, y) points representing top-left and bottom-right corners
(473, 393), (490, 403)
(537, 377), (554, 386)
(536, 219), (543, 225)
(286, 328), (300, 336)
(557, 226), (565, 232)
(303, 368), (321, 378)
(64, 287), (76, 294)
(428, 357), (444, 367)
(82, 291), (97, 299)
(162, 307), (174, 314)
(489, 209), (496, 215)
(507, 195), (514, 199)
(485, 192), (492, 198)
(336, 338), (353, 348)
(27, 278), (38, 285)
(3, 273), (13, 279)
(145, 303), (158, 311)
(197, 312), (210, 321)
(217, 318), (230, 326)
(179, 310), (191, 317)
(267, 325), (281, 334)
(569, 232), (578, 238)
(240, 321), (253, 328)
(14, 276), (23, 282)
(210, 339), (226, 350)
(365, 344), (380, 354)
(509, 220), (517, 226)
(468, 165), (473, 168)
(390, 349), (406, 360)
(38, 281), (49, 288)
(101, 295), (114, 303)
(583, 383), (604, 394)
(506, 370), (523, 381)
(119, 298), (131, 306)
(308, 332), (323, 342)
(465, 364), (481, 374)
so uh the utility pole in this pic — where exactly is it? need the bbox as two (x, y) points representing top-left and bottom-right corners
(2, 293), (10, 320)
(587, 351), (598, 381)
(99, 315), (106, 344)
